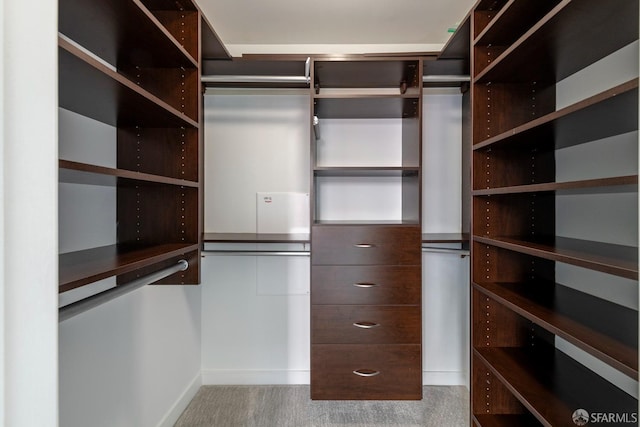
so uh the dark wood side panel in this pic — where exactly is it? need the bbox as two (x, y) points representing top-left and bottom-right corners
(116, 248), (199, 285)
(311, 344), (422, 400)
(118, 127), (199, 181)
(473, 353), (527, 416)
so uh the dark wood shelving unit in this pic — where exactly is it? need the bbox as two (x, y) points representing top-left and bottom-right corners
(58, 0), (209, 292)
(310, 57), (423, 400)
(469, 0), (639, 424)
(422, 233), (470, 244)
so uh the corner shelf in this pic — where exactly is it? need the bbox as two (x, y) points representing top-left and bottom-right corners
(314, 59), (420, 89)
(474, 235), (638, 280)
(59, 243), (198, 292)
(475, 0), (638, 83)
(474, 280), (638, 378)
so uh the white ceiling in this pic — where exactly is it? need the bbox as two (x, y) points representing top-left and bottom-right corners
(196, 0), (475, 57)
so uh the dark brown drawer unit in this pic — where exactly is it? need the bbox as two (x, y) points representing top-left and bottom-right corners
(311, 344), (422, 400)
(310, 224), (422, 400)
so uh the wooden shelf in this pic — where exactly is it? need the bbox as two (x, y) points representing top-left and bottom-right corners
(474, 79), (638, 150)
(422, 233), (470, 244)
(314, 96), (420, 119)
(474, 414), (541, 427)
(59, 243), (198, 292)
(59, 38), (198, 129)
(474, 0), (560, 47)
(475, 0), (638, 83)
(59, 160), (199, 188)
(313, 220), (420, 226)
(440, 15), (471, 60)
(474, 280), (638, 378)
(201, 14), (231, 60)
(202, 233), (310, 243)
(314, 167), (419, 177)
(314, 59), (420, 89)
(473, 175), (638, 196)
(474, 235), (638, 280)
(59, 0), (197, 69)
(475, 346), (638, 426)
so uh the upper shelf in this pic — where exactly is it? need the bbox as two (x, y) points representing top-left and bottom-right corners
(59, 160), (199, 188)
(313, 167), (419, 177)
(314, 59), (420, 90)
(474, 0), (560, 47)
(58, 0), (197, 69)
(439, 15), (471, 61)
(59, 38), (198, 129)
(201, 12), (232, 60)
(202, 233), (310, 244)
(314, 96), (420, 119)
(474, 79), (638, 150)
(475, 0), (638, 83)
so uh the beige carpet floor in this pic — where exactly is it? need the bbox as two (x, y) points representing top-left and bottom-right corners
(175, 385), (470, 427)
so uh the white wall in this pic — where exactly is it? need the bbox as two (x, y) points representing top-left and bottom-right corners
(422, 88), (469, 387)
(59, 286), (202, 427)
(202, 90), (311, 384)
(2, 1), (59, 425)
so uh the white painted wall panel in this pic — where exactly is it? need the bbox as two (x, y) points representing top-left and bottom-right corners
(59, 286), (202, 427)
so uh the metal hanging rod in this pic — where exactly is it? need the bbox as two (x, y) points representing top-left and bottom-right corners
(202, 250), (310, 257)
(421, 247), (470, 257)
(422, 75), (471, 83)
(59, 259), (189, 323)
(202, 58), (311, 85)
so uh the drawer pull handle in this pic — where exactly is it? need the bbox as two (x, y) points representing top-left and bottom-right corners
(353, 282), (378, 288)
(353, 321), (380, 329)
(353, 369), (380, 377)
(354, 243), (374, 248)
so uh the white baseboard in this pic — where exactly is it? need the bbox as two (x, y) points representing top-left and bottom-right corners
(422, 371), (468, 387)
(157, 372), (202, 427)
(201, 369), (466, 388)
(202, 369), (310, 385)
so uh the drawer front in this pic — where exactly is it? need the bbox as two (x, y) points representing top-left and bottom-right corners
(311, 344), (422, 400)
(311, 265), (421, 305)
(311, 225), (421, 265)
(312, 306), (420, 344)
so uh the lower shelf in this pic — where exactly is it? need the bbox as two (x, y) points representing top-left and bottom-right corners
(59, 242), (199, 292)
(474, 346), (638, 426)
(474, 414), (541, 427)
